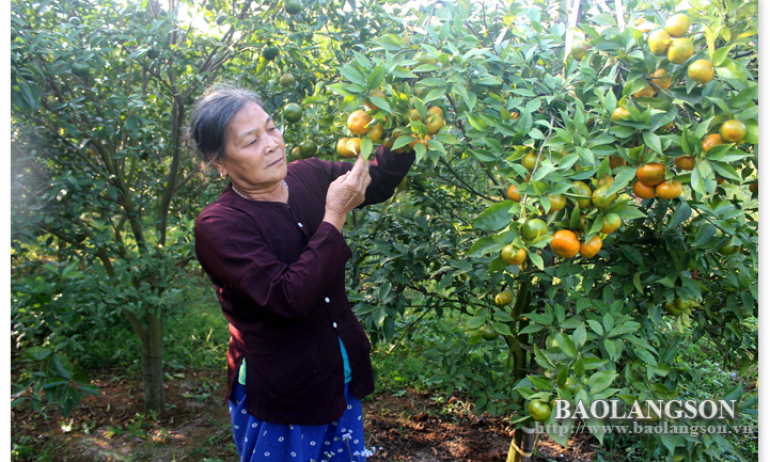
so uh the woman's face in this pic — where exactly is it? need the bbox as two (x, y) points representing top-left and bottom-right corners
(214, 102), (287, 191)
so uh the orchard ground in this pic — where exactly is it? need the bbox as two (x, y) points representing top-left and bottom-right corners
(11, 276), (758, 462)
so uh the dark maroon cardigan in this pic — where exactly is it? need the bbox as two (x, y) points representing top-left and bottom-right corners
(194, 146), (414, 425)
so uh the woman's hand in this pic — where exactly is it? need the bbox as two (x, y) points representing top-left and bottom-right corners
(324, 155), (372, 231)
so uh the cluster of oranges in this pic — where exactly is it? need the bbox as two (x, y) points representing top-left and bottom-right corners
(336, 87), (446, 159)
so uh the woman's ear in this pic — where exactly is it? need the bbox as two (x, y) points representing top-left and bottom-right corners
(211, 156), (227, 178)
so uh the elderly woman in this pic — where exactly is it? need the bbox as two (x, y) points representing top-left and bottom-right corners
(188, 85), (413, 462)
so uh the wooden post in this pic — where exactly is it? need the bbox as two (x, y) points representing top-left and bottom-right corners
(615, 0), (626, 31)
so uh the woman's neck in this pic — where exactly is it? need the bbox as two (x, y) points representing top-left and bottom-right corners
(231, 180), (288, 203)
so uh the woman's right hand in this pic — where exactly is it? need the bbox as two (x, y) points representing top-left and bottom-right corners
(324, 155), (372, 231)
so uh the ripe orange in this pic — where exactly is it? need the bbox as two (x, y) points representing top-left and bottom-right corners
(674, 156), (695, 171)
(667, 38), (694, 64)
(688, 60), (715, 84)
(501, 245), (527, 266)
(612, 107), (631, 122)
(702, 133), (724, 152)
(633, 180), (656, 199)
(521, 152), (538, 171)
(579, 235), (602, 258)
(337, 137), (360, 158)
(506, 184), (521, 202)
(656, 180), (683, 199)
(592, 185), (617, 208)
(363, 88), (386, 111)
(601, 213), (622, 234)
(633, 85), (656, 98)
(427, 114), (444, 135)
(551, 229), (581, 258)
(610, 156), (628, 170)
(637, 162), (666, 186)
(427, 106), (443, 118)
(650, 69), (672, 90)
(648, 30), (672, 56)
(665, 13), (691, 37)
(408, 134), (430, 150)
(572, 181), (593, 208)
(347, 110), (372, 136)
(720, 120), (747, 143)
(546, 194), (567, 214)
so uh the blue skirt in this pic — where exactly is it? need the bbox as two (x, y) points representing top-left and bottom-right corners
(229, 381), (370, 462)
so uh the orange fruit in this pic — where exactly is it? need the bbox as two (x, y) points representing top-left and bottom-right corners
(408, 134), (430, 150)
(612, 107), (631, 122)
(667, 37), (694, 64)
(521, 152), (538, 171)
(427, 106), (443, 117)
(637, 162), (666, 186)
(648, 30), (672, 56)
(546, 194), (567, 214)
(551, 229), (581, 258)
(592, 185), (617, 208)
(366, 123), (383, 142)
(407, 108), (423, 123)
(363, 88), (386, 111)
(511, 111), (520, 120)
(601, 213), (622, 234)
(571, 41), (588, 60)
(720, 120), (747, 143)
(579, 235), (603, 258)
(427, 114), (444, 135)
(674, 156), (695, 170)
(347, 110), (372, 136)
(633, 85), (656, 98)
(495, 290), (514, 306)
(501, 245), (527, 266)
(702, 133), (724, 152)
(656, 180), (683, 199)
(650, 69), (672, 90)
(336, 137), (360, 158)
(572, 181), (593, 208)
(529, 400), (551, 422)
(597, 174), (614, 188)
(750, 182), (758, 194)
(520, 219), (548, 241)
(633, 180), (657, 199)
(661, 122), (675, 131)
(688, 60), (714, 84)
(609, 156), (627, 169)
(506, 184), (521, 202)
(664, 14), (691, 37)
(382, 136), (395, 151)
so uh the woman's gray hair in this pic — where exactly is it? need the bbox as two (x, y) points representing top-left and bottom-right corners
(186, 83), (265, 165)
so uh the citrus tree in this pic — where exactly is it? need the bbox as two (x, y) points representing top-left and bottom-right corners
(11, 0), (758, 460)
(324, 0), (758, 460)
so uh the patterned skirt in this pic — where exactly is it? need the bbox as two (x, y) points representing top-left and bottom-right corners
(229, 381), (370, 462)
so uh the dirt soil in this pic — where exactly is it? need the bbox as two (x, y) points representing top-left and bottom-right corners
(12, 370), (605, 462)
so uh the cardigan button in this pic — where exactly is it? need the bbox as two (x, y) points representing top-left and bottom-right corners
(324, 297), (330, 303)
(298, 222), (303, 228)
(332, 322), (338, 328)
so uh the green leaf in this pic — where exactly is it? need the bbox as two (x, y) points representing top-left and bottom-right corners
(472, 202), (515, 232)
(557, 333), (577, 358)
(643, 132), (661, 154)
(339, 65), (367, 86)
(360, 136), (373, 161)
(466, 315), (487, 330)
(572, 323), (587, 349)
(492, 322), (513, 336)
(634, 348), (658, 367)
(665, 201), (692, 232)
(587, 370), (618, 394)
(23, 346), (53, 362)
(529, 375), (553, 391)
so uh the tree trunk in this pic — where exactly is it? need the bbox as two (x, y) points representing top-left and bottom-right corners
(140, 309), (165, 413)
(506, 426), (536, 462)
